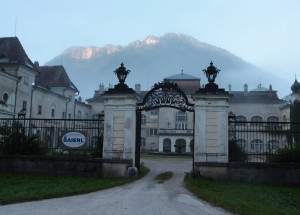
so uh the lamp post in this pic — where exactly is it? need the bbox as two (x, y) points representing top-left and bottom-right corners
(107, 62), (135, 94)
(30, 82), (36, 118)
(203, 61), (220, 83)
(202, 61), (220, 92)
(114, 62), (130, 85)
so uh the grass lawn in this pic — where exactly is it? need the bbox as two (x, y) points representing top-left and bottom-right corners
(154, 171), (173, 181)
(184, 176), (300, 215)
(0, 166), (149, 205)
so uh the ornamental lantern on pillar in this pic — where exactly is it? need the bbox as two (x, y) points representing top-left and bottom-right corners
(107, 62), (135, 94)
(202, 61), (221, 93)
(203, 61), (220, 83)
(114, 62), (130, 85)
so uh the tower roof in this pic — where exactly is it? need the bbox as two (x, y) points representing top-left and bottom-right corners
(291, 79), (300, 93)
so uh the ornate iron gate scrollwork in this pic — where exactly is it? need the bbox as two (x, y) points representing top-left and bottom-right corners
(137, 81), (194, 112)
(135, 81), (195, 171)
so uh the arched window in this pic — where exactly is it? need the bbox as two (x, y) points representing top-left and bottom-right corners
(267, 116), (279, 122)
(251, 116), (263, 126)
(176, 111), (187, 130)
(51, 109), (55, 118)
(2, 92), (8, 103)
(175, 139), (186, 153)
(282, 115), (287, 122)
(141, 114), (146, 125)
(163, 138), (171, 152)
(236, 115), (247, 122)
(236, 115), (247, 126)
(251, 116), (263, 122)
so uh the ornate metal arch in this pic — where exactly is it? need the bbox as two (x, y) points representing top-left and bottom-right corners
(137, 81), (194, 112)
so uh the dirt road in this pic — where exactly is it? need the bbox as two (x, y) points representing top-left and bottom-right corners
(0, 157), (231, 215)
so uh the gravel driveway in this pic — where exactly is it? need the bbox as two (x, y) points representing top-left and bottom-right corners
(0, 157), (231, 215)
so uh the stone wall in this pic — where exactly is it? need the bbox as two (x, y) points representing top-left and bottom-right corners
(0, 156), (103, 176)
(0, 156), (134, 178)
(195, 162), (300, 185)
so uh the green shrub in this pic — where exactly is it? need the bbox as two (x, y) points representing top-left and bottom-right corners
(229, 140), (247, 162)
(267, 144), (300, 163)
(0, 122), (45, 155)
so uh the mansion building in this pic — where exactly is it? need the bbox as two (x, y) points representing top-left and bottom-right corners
(0, 37), (297, 153)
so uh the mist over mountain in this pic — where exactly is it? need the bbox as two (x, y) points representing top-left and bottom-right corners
(45, 33), (289, 100)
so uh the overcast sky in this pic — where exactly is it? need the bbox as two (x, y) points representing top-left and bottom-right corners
(1, 0), (300, 92)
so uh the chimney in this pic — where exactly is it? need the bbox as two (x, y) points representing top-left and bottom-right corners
(228, 84), (232, 94)
(99, 83), (104, 94)
(34, 61), (39, 68)
(244, 84), (248, 96)
(135, 83), (141, 94)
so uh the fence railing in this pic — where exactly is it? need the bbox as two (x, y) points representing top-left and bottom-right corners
(228, 120), (300, 163)
(159, 128), (193, 136)
(0, 117), (104, 158)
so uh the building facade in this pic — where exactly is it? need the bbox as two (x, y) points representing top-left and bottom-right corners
(0, 36), (297, 154)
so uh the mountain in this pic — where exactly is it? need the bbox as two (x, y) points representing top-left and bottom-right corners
(45, 33), (288, 100)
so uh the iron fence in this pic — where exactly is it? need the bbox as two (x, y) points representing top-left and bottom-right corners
(0, 117), (104, 158)
(229, 119), (300, 163)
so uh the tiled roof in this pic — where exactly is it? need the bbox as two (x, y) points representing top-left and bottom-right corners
(229, 91), (285, 104)
(37, 66), (78, 92)
(164, 72), (200, 80)
(0, 37), (37, 70)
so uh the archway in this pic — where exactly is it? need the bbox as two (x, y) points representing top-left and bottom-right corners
(175, 139), (186, 153)
(163, 138), (171, 152)
(136, 81), (195, 170)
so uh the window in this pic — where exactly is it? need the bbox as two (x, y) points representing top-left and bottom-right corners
(23, 76), (29, 85)
(38, 105), (42, 115)
(141, 114), (146, 125)
(77, 110), (82, 119)
(282, 115), (287, 122)
(62, 112), (65, 119)
(251, 116), (263, 122)
(250, 139), (263, 151)
(141, 137), (146, 147)
(176, 111), (187, 130)
(268, 140), (279, 150)
(22, 101), (27, 110)
(267, 116), (279, 122)
(149, 128), (158, 136)
(236, 115), (247, 126)
(2, 93), (8, 103)
(51, 109), (55, 118)
(69, 113), (71, 119)
(163, 138), (171, 152)
(251, 115), (263, 126)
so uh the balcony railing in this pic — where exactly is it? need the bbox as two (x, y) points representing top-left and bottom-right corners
(158, 128), (193, 136)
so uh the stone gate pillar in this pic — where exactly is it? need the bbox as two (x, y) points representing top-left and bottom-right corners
(192, 62), (231, 164)
(101, 63), (140, 178)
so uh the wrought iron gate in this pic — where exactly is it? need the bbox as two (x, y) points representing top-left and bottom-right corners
(136, 81), (195, 171)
